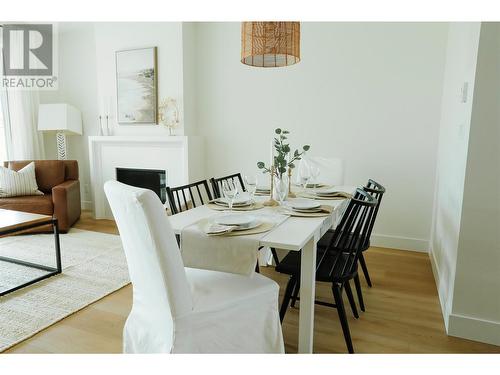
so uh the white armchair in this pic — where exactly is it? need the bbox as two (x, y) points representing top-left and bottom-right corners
(104, 181), (284, 353)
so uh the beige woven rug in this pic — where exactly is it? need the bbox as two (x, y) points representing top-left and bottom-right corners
(0, 229), (129, 352)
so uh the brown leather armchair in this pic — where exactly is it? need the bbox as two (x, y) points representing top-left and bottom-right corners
(0, 160), (81, 233)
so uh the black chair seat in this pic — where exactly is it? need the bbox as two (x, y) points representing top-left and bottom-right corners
(317, 229), (370, 252)
(275, 246), (357, 283)
(275, 248), (328, 275)
(315, 252), (358, 283)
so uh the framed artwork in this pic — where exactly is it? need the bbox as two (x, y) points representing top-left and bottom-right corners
(116, 47), (158, 124)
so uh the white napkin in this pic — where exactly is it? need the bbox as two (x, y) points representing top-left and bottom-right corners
(181, 212), (288, 276)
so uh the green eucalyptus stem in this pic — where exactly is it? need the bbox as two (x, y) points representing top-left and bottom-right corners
(257, 127), (310, 179)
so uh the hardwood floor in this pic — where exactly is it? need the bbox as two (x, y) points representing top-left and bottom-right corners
(5, 211), (500, 353)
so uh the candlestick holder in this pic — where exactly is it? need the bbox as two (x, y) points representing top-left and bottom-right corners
(287, 167), (296, 198)
(263, 166), (279, 207)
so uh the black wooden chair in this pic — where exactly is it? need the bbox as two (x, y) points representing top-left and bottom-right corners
(317, 179), (386, 289)
(277, 189), (378, 353)
(210, 173), (246, 199)
(288, 180), (386, 313)
(166, 179), (213, 215)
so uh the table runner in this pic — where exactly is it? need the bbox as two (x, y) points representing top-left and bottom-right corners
(180, 211), (288, 276)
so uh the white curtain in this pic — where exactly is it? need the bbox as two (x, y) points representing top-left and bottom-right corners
(3, 90), (45, 160)
(0, 26), (45, 161)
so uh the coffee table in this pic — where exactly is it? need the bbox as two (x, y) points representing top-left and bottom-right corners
(0, 208), (61, 296)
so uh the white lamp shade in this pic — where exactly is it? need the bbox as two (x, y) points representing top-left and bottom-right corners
(38, 104), (82, 135)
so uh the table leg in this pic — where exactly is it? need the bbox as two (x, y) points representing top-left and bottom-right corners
(298, 236), (317, 353)
(53, 218), (62, 273)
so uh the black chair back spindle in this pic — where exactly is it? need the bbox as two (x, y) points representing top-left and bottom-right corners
(360, 180), (386, 247)
(210, 173), (246, 199)
(324, 188), (378, 280)
(166, 179), (213, 215)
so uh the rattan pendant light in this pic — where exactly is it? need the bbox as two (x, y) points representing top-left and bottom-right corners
(241, 22), (300, 67)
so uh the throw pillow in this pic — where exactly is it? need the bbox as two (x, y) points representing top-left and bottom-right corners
(0, 162), (44, 198)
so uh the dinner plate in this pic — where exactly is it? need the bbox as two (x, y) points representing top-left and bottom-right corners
(306, 183), (326, 188)
(315, 187), (338, 194)
(232, 220), (262, 231)
(215, 214), (256, 227)
(214, 197), (252, 206)
(315, 191), (348, 197)
(289, 199), (321, 210)
(292, 207), (324, 213)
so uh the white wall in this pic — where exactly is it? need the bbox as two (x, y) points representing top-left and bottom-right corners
(195, 22), (448, 251)
(93, 22), (187, 137)
(430, 22), (500, 346)
(41, 23), (99, 208)
(447, 22), (500, 345)
(429, 22), (481, 326)
(182, 22), (198, 137)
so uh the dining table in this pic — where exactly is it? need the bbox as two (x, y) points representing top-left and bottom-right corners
(168, 185), (355, 353)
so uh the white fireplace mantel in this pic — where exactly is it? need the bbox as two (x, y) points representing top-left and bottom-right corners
(89, 135), (204, 219)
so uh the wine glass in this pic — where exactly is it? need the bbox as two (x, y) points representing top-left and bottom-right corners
(298, 158), (311, 191)
(310, 162), (321, 188)
(274, 174), (289, 206)
(222, 180), (239, 212)
(244, 175), (257, 203)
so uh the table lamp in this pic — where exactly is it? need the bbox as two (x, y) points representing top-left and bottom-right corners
(38, 104), (82, 160)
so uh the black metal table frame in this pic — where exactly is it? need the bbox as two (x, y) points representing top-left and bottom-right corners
(0, 218), (61, 297)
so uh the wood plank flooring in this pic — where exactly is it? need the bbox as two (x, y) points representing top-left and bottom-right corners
(5, 211), (500, 353)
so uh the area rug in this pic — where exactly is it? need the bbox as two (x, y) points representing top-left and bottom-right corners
(0, 229), (129, 352)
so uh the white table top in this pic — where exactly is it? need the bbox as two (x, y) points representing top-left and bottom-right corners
(168, 186), (354, 251)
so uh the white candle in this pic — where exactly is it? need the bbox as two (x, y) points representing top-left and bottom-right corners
(106, 96), (111, 118)
(270, 139), (274, 167)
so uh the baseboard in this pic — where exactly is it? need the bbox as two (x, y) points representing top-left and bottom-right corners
(370, 233), (429, 252)
(448, 313), (500, 346)
(81, 201), (92, 210)
(429, 248), (450, 331)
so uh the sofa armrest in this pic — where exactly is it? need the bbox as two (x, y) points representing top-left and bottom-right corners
(52, 180), (81, 232)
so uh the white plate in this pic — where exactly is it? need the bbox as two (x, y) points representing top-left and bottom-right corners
(292, 207), (324, 213)
(214, 199), (252, 207)
(215, 197), (252, 206)
(215, 214), (256, 227)
(289, 199), (321, 210)
(315, 187), (338, 194)
(306, 183), (326, 188)
(232, 220), (262, 231)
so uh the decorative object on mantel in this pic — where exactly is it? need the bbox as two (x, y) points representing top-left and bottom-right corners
(98, 114), (111, 136)
(116, 47), (158, 124)
(98, 96), (112, 136)
(241, 22), (300, 68)
(38, 104), (82, 160)
(257, 128), (310, 204)
(158, 97), (180, 135)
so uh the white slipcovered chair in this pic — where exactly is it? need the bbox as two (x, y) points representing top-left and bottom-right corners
(104, 181), (284, 353)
